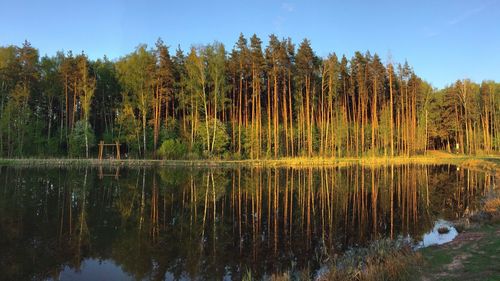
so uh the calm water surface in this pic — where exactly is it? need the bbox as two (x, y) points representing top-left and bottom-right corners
(0, 164), (496, 280)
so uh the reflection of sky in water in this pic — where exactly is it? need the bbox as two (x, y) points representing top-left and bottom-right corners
(49, 260), (198, 281)
(417, 219), (458, 248)
(49, 259), (134, 281)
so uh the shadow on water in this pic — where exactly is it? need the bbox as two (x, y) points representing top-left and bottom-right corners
(0, 164), (496, 280)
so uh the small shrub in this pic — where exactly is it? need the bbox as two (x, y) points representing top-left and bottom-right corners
(159, 118), (180, 142)
(196, 118), (230, 156)
(45, 137), (62, 156)
(242, 269), (252, 281)
(470, 211), (493, 222)
(157, 139), (187, 160)
(230, 152), (242, 160)
(453, 222), (466, 233)
(318, 238), (422, 281)
(484, 198), (500, 213)
(185, 152), (200, 160)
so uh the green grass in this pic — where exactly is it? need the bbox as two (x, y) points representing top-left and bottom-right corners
(418, 223), (500, 281)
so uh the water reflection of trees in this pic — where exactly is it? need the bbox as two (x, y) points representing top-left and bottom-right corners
(0, 165), (495, 280)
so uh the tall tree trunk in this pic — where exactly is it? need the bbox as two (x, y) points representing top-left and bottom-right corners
(288, 70), (294, 157)
(273, 71), (279, 158)
(371, 77), (378, 156)
(267, 78), (272, 155)
(282, 79), (289, 156)
(389, 66), (394, 157)
(238, 75), (242, 154)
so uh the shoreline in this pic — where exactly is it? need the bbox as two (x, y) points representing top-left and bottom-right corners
(1, 153), (497, 168)
(416, 156), (500, 280)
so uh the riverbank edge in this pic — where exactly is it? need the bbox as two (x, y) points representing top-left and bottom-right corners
(1, 153), (499, 168)
(417, 222), (500, 281)
(414, 157), (500, 281)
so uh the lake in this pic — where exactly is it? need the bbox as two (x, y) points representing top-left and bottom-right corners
(0, 164), (495, 280)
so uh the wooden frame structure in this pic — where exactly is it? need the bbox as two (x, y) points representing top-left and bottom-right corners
(98, 141), (121, 160)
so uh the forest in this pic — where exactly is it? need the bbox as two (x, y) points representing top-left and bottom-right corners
(0, 34), (499, 159)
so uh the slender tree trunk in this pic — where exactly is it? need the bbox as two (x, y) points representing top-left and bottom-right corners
(267, 78), (272, 155)
(282, 79), (289, 156)
(153, 82), (160, 157)
(371, 77), (378, 156)
(305, 75), (312, 157)
(72, 80), (77, 130)
(47, 97), (53, 142)
(85, 122), (89, 158)
(389, 66), (394, 157)
(203, 87), (211, 153)
(288, 70), (294, 157)
(238, 75), (242, 154)
(273, 70), (279, 158)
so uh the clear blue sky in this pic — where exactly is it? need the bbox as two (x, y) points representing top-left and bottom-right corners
(1, 0), (499, 89)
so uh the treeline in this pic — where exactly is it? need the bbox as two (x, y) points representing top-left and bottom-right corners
(0, 35), (499, 159)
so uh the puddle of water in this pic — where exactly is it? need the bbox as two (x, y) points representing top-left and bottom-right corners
(417, 219), (458, 248)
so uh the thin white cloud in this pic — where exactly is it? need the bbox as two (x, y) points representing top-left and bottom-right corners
(447, 5), (485, 26)
(424, 2), (492, 38)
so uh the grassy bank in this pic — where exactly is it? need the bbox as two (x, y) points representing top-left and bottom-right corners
(416, 157), (500, 281)
(418, 222), (500, 281)
(0, 151), (497, 168)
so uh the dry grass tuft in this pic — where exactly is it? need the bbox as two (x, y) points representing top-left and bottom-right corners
(246, 239), (421, 281)
(317, 239), (422, 281)
(484, 198), (500, 213)
(269, 272), (291, 281)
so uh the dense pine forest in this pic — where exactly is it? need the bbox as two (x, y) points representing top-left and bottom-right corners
(0, 34), (499, 159)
